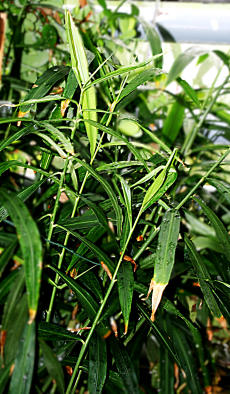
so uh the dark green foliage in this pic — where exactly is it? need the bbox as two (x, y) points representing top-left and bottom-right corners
(0, 1), (230, 393)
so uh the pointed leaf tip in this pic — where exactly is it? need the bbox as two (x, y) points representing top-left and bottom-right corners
(150, 282), (167, 321)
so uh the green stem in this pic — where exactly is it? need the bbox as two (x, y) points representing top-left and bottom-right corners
(46, 158), (69, 249)
(46, 92), (117, 322)
(181, 74), (229, 155)
(66, 209), (143, 394)
(175, 148), (230, 210)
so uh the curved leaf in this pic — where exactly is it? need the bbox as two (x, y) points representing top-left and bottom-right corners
(88, 333), (107, 394)
(0, 189), (42, 322)
(9, 321), (35, 394)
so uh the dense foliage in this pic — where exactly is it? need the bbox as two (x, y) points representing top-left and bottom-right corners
(0, 1), (230, 393)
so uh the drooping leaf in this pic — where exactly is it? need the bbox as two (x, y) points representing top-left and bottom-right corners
(141, 20), (162, 68)
(88, 333), (107, 394)
(162, 100), (185, 143)
(119, 68), (161, 101)
(136, 301), (180, 366)
(177, 77), (201, 107)
(19, 66), (70, 113)
(66, 10), (97, 157)
(118, 176), (132, 228)
(207, 178), (230, 205)
(0, 189), (42, 322)
(58, 225), (114, 273)
(110, 337), (140, 394)
(170, 322), (202, 394)
(38, 322), (84, 342)
(9, 321), (35, 394)
(194, 197), (230, 262)
(117, 262), (134, 334)
(40, 340), (65, 394)
(184, 235), (222, 318)
(148, 209), (180, 321)
(48, 266), (98, 320)
(73, 157), (123, 236)
(166, 47), (207, 85)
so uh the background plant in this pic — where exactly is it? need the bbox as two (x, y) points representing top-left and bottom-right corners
(0, 1), (230, 393)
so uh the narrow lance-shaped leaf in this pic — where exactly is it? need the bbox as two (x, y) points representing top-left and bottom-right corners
(48, 265), (98, 321)
(162, 100), (185, 143)
(147, 209), (180, 321)
(166, 47), (207, 86)
(194, 197), (230, 262)
(18, 66), (70, 114)
(73, 157), (123, 237)
(117, 261), (134, 334)
(110, 337), (140, 394)
(141, 149), (177, 212)
(88, 333), (107, 394)
(207, 178), (230, 205)
(141, 19), (163, 68)
(9, 321), (35, 394)
(0, 189), (42, 323)
(184, 235), (222, 318)
(177, 77), (201, 107)
(119, 176), (132, 228)
(65, 11), (97, 158)
(40, 340), (65, 394)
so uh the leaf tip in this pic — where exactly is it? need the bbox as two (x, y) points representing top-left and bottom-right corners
(28, 309), (36, 324)
(150, 281), (167, 321)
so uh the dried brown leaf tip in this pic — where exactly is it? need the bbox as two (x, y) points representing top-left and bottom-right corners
(101, 261), (112, 280)
(103, 330), (112, 339)
(121, 254), (137, 272)
(110, 317), (118, 338)
(136, 235), (143, 242)
(70, 268), (77, 279)
(17, 110), (29, 126)
(61, 99), (70, 117)
(28, 308), (36, 324)
(146, 279), (167, 321)
(0, 329), (6, 360)
(65, 366), (73, 376)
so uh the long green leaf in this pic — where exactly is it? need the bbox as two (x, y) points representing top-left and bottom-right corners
(162, 100), (185, 143)
(141, 20), (162, 68)
(141, 168), (166, 211)
(57, 225), (114, 273)
(0, 189), (42, 322)
(48, 266), (98, 320)
(40, 340), (65, 394)
(38, 322), (84, 342)
(117, 262), (134, 334)
(66, 10), (97, 157)
(154, 209), (180, 284)
(119, 176), (132, 228)
(171, 323), (202, 394)
(184, 235), (222, 318)
(88, 333), (107, 394)
(148, 209), (180, 321)
(177, 77), (201, 107)
(110, 337), (140, 394)
(119, 68), (161, 101)
(194, 197), (230, 262)
(19, 66), (70, 113)
(9, 321), (35, 394)
(136, 301), (180, 366)
(166, 47), (207, 85)
(73, 157), (123, 236)
(207, 177), (230, 205)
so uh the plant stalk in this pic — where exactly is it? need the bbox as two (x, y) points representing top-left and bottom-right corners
(66, 209), (143, 394)
(176, 147), (230, 210)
